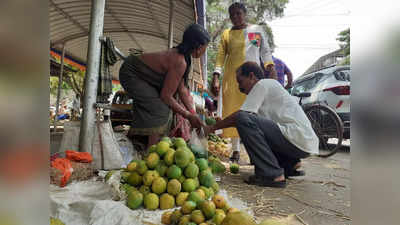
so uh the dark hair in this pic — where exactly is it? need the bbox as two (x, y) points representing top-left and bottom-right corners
(176, 24), (210, 85)
(236, 61), (265, 80)
(177, 24), (210, 55)
(228, 2), (247, 15)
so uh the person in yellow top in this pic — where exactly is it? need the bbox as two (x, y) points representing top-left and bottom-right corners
(211, 2), (277, 162)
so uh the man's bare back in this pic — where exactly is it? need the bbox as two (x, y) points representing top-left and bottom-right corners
(139, 48), (186, 77)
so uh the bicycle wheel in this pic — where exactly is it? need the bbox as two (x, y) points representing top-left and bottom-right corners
(304, 104), (343, 157)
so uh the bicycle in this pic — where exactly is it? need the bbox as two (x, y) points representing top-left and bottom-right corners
(295, 92), (344, 158)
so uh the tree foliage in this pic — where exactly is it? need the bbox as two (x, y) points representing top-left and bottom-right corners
(50, 53), (85, 99)
(337, 28), (350, 65)
(50, 68), (85, 102)
(205, 0), (289, 89)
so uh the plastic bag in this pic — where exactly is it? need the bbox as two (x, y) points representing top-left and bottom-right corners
(65, 150), (93, 163)
(170, 113), (191, 141)
(101, 170), (125, 201)
(189, 128), (208, 158)
(51, 158), (73, 187)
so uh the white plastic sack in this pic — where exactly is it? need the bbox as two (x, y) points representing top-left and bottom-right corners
(91, 121), (125, 170)
(50, 179), (181, 225)
(113, 132), (140, 168)
(50, 179), (252, 225)
(59, 121), (124, 170)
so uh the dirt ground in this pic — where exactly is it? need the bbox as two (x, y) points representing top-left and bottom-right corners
(218, 144), (351, 225)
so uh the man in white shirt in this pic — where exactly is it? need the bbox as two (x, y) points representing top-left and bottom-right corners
(204, 61), (319, 188)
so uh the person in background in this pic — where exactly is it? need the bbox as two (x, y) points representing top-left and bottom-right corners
(204, 62), (318, 188)
(211, 2), (277, 163)
(263, 55), (293, 89)
(204, 92), (216, 113)
(72, 93), (81, 120)
(57, 105), (69, 120)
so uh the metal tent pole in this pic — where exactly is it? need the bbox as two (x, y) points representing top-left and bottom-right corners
(79, 0), (106, 152)
(168, 0), (175, 48)
(202, 0), (208, 90)
(53, 44), (66, 132)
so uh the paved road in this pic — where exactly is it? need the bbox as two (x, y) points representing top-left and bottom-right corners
(220, 145), (351, 225)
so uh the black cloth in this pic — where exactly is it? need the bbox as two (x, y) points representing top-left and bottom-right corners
(119, 54), (172, 135)
(236, 111), (309, 179)
(97, 37), (119, 103)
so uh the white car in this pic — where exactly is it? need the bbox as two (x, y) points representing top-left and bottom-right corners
(291, 65), (350, 139)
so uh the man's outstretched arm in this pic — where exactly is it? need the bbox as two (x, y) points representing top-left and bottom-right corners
(204, 111), (240, 135)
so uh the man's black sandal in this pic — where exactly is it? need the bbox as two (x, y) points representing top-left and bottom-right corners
(244, 175), (286, 188)
(284, 170), (305, 178)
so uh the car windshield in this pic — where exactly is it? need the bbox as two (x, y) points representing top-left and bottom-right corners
(292, 77), (317, 95)
(334, 69), (350, 81)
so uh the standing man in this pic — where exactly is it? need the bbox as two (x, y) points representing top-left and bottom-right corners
(204, 62), (318, 188)
(264, 56), (293, 89)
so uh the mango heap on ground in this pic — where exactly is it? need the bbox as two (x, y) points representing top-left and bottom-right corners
(161, 194), (247, 225)
(110, 137), (220, 211)
(207, 133), (231, 158)
(160, 191), (285, 225)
